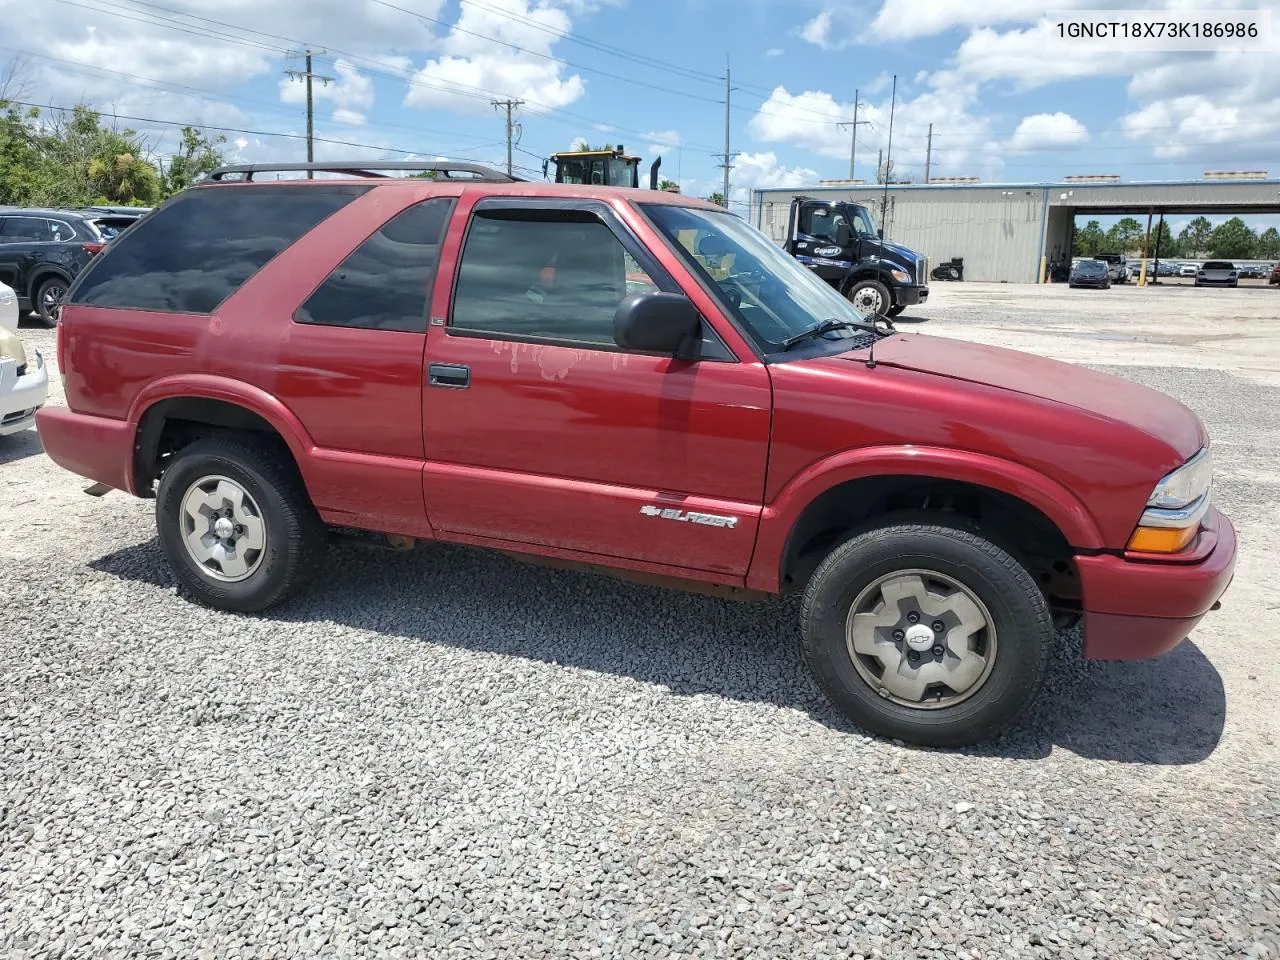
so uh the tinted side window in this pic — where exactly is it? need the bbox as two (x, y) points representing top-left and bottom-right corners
(48, 220), (77, 242)
(295, 198), (452, 332)
(0, 217), (52, 241)
(68, 184), (370, 313)
(451, 209), (654, 345)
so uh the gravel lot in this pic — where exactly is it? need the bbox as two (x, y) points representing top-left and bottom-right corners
(3, 283), (1279, 959)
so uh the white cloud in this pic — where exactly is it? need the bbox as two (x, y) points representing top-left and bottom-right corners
(403, 0), (587, 116)
(1006, 113), (1089, 151)
(642, 129), (681, 155)
(765, 48), (784, 57)
(799, 10), (834, 47)
(746, 83), (1003, 182)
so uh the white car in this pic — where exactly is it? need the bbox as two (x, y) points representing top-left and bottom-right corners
(1178, 263), (1198, 278)
(0, 281), (49, 436)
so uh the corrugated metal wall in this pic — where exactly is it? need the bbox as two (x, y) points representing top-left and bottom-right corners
(754, 188), (1047, 283)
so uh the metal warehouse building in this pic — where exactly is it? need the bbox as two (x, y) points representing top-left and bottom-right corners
(749, 176), (1280, 283)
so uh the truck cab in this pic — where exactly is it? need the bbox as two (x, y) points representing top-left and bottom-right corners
(784, 197), (929, 318)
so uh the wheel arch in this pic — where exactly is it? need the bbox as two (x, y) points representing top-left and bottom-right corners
(747, 447), (1104, 594)
(129, 376), (315, 497)
(27, 265), (73, 302)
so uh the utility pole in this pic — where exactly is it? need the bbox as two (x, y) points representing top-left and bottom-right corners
(713, 58), (738, 207)
(877, 149), (883, 184)
(836, 89), (869, 180)
(490, 99), (524, 177)
(285, 49), (334, 179)
(924, 123), (933, 184)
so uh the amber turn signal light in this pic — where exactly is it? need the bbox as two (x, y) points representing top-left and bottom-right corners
(1127, 524), (1198, 554)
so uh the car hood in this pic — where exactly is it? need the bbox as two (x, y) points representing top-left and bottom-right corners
(0, 326), (29, 368)
(867, 239), (919, 263)
(854, 333), (1205, 459)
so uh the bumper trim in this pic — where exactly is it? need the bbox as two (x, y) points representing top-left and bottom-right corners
(1076, 507), (1236, 660)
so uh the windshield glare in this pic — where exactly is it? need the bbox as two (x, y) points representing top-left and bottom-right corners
(642, 204), (870, 349)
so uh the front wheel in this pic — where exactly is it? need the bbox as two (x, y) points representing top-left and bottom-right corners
(846, 278), (891, 318)
(799, 521), (1052, 747)
(156, 435), (327, 612)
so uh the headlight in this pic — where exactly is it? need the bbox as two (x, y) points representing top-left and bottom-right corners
(1127, 447), (1213, 553)
(890, 269), (910, 283)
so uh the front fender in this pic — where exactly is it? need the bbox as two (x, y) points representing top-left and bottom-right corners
(745, 445), (1105, 592)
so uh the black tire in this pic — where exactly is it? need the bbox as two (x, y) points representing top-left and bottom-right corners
(886, 303), (906, 318)
(156, 434), (326, 612)
(34, 276), (68, 328)
(945, 266), (961, 281)
(845, 278), (891, 318)
(799, 521), (1052, 747)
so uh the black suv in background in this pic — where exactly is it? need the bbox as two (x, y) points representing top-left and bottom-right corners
(0, 207), (125, 326)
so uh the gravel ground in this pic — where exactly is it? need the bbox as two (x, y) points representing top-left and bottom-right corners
(3, 288), (1279, 959)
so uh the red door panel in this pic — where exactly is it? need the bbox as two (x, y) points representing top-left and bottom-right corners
(421, 334), (770, 573)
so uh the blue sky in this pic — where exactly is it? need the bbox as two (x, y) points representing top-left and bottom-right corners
(2, 0), (1277, 232)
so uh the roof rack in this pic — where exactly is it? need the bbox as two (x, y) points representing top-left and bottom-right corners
(205, 160), (520, 183)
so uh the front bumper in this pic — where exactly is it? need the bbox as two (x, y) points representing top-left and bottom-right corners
(1195, 277), (1237, 286)
(894, 284), (929, 307)
(0, 352), (50, 436)
(1075, 506), (1236, 660)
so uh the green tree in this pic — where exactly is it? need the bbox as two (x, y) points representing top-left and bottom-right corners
(1256, 226), (1280, 259)
(706, 191), (726, 207)
(1208, 217), (1258, 259)
(1146, 219), (1181, 259)
(1178, 216), (1214, 258)
(1073, 219), (1106, 257)
(161, 125), (226, 195)
(1105, 217), (1143, 254)
(657, 178), (680, 193)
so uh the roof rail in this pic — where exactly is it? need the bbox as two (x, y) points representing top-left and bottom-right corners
(205, 160), (520, 183)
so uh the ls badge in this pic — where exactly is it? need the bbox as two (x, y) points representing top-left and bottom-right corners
(640, 505), (739, 529)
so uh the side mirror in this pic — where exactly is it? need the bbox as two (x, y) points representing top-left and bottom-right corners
(614, 292), (700, 355)
(836, 223), (853, 247)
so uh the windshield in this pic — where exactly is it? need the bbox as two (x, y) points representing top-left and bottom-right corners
(839, 203), (878, 237)
(643, 203), (872, 349)
(1077, 261), (1105, 274)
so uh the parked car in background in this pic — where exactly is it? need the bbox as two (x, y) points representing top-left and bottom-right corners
(1195, 261), (1238, 288)
(1178, 263), (1199, 278)
(1093, 254), (1128, 283)
(1153, 261), (1178, 277)
(1271, 262), (1280, 285)
(0, 281), (49, 436)
(1068, 259), (1111, 288)
(36, 159), (1237, 748)
(81, 206), (151, 240)
(0, 208), (109, 326)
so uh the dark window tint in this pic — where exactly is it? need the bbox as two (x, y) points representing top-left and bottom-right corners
(47, 220), (78, 242)
(69, 184), (369, 313)
(451, 209), (653, 345)
(295, 198), (452, 332)
(0, 217), (53, 241)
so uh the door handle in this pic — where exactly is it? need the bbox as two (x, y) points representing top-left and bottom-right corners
(428, 363), (470, 389)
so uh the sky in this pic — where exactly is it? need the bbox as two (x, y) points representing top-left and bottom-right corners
(1, 0), (1277, 229)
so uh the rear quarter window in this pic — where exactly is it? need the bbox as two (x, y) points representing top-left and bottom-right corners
(67, 184), (370, 313)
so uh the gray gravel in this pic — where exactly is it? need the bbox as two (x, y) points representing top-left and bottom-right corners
(3, 320), (1279, 958)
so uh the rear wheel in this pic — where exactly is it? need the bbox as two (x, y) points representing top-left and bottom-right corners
(156, 435), (326, 612)
(34, 276), (67, 327)
(846, 278), (891, 318)
(799, 521), (1052, 747)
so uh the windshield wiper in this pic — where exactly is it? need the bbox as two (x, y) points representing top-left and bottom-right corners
(780, 316), (892, 351)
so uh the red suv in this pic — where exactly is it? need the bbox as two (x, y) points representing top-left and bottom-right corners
(37, 161), (1236, 747)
